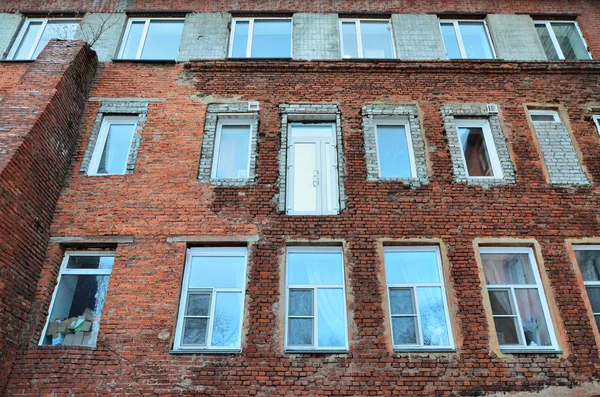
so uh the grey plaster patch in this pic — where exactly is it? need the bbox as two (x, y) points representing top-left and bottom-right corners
(79, 13), (127, 62)
(441, 104), (516, 187)
(0, 13), (23, 59)
(80, 100), (148, 175)
(362, 103), (429, 187)
(178, 13), (231, 61)
(293, 13), (340, 60)
(198, 102), (260, 186)
(487, 14), (547, 61)
(392, 14), (446, 60)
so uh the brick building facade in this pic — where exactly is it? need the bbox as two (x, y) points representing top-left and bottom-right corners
(2, 0), (600, 395)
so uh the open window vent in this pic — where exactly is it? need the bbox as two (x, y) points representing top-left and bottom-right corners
(248, 101), (260, 111)
(486, 104), (499, 114)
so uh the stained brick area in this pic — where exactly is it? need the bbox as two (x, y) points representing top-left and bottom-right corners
(2, 57), (600, 395)
(0, 41), (97, 393)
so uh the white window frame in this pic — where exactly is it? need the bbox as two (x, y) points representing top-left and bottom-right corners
(480, 246), (559, 352)
(211, 118), (253, 180)
(572, 245), (600, 331)
(338, 18), (396, 59)
(173, 247), (248, 352)
(8, 18), (81, 60)
(374, 117), (417, 179)
(87, 115), (137, 176)
(593, 115), (600, 134)
(534, 21), (591, 60)
(455, 119), (503, 178)
(384, 246), (454, 351)
(439, 19), (496, 60)
(117, 17), (185, 60)
(286, 122), (340, 216)
(39, 251), (115, 346)
(529, 109), (561, 123)
(228, 17), (293, 58)
(284, 246), (349, 352)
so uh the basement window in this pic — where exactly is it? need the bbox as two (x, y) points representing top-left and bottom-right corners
(9, 18), (80, 60)
(534, 21), (590, 60)
(439, 20), (495, 59)
(174, 247), (248, 351)
(285, 246), (348, 352)
(456, 119), (503, 178)
(118, 18), (185, 60)
(384, 246), (454, 350)
(340, 19), (395, 59)
(480, 247), (559, 351)
(573, 246), (600, 331)
(87, 115), (137, 176)
(40, 252), (114, 347)
(229, 18), (292, 58)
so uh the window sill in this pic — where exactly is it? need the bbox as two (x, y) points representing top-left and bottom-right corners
(208, 178), (253, 186)
(112, 59), (177, 64)
(285, 349), (349, 354)
(393, 347), (456, 353)
(170, 349), (241, 355)
(500, 348), (562, 354)
(226, 57), (293, 61)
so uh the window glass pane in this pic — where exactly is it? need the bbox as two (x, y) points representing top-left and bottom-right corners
(535, 24), (560, 60)
(211, 292), (242, 347)
(530, 114), (557, 122)
(595, 315), (600, 330)
(66, 255), (114, 270)
(43, 274), (110, 346)
(341, 22), (359, 58)
(215, 125), (250, 179)
(551, 22), (589, 60)
(231, 21), (249, 57)
(481, 253), (535, 285)
(417, 287), (450, 346)
(376, 124), (412, 178)
(392, 317), (417, 345)
(575, 250), (600, 281)
(251, 20), (291, 58)
(488, 290), (514, 315)
(288, 251), (344, 285)
(121, 21), (145, 59)
(14, 21), (43, 59)
(96, 123), (135, 174)
(585, 286), (600, 313)
(189, 254), (246, 289)
(384, 250), (440, 284)
(140, 20), (184, 60)
(360, 21), (394, 59)
(186, 293), (211, 316)
(515, 288), (551, 347)
(317, 288), (346, 347)
(458, 126), (493, 177)
(291, 142), (318, 212)
(389, 289), (414, 315)
(458, 22), (493, 59)
(33, 21), (79, 58)
(288, 318), (313, 345)
(289, 290), (313, 316)
(494, 317), (520, 345)
(182, 318), (208, 345)
(441, 23), (461, 59)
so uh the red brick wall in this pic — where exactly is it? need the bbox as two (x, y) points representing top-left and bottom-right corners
(0, 41), (97, 393)
(3, 57), (600, 395)
(0, 63), (28, 98)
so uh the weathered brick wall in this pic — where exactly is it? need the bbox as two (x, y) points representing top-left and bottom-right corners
(0, 63), (28, 98)
(3, 57), (600, 395)
(0, 41), (97, 393)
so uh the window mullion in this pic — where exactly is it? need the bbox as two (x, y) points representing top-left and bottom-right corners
(246, 20), (254, 58)
(88, 121), (111, 175)
(355, 21), (364, 59)
(454, 21), (467, 59)
(136, 20), (151, 60)
(413, 287), (424, 346)
(509, 287), (527, 346)
(547, 23), (566, 60)
(313, 286), (318, 348)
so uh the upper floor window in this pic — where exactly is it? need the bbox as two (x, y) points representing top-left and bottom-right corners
(440, 20), (495, 59)
(534, 21), (590, 60)
(40, 252), (114, 346)
(340, 19), (395, 59)
(374, 118), (417, 178)
(480, 247), (558, 351)
(118, 18), (184, 60)
(212, 119), (252, 180)
(88, 116), (137, 176)
(384, 246), (454, 350)
(285, 246), (348, 352)
(593, 115), (600, 134)
(456, 119), (503, 178)
(9, 18), (80, 60)
(229, 18), (292, 58)
(573, 246), (600, 331)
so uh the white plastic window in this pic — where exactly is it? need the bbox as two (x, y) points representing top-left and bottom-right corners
(286, 123), (340, 215)
(440, 20), (495, 59)
(573, 246), (600, 331)
(118, 18), (184, 60)
(9, 18), (80, 60)
(374, 118), (417, 178)
(529, 109), (561, 123)
(40, 252), (114, 347)
(174, 247), (248, 351)
(229, 18), (292, 58)
(384, 246), (454, 350)
(285, 246), (348, 352)
(340, 19), (395, 59)
(88, 116), (137, 176)
(593, 116), (600, 134)
(534, 21), (590, 60)
(480, 247), (559, 351)
(455, 119), (503, 178)
(211, 119), (252, 179)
